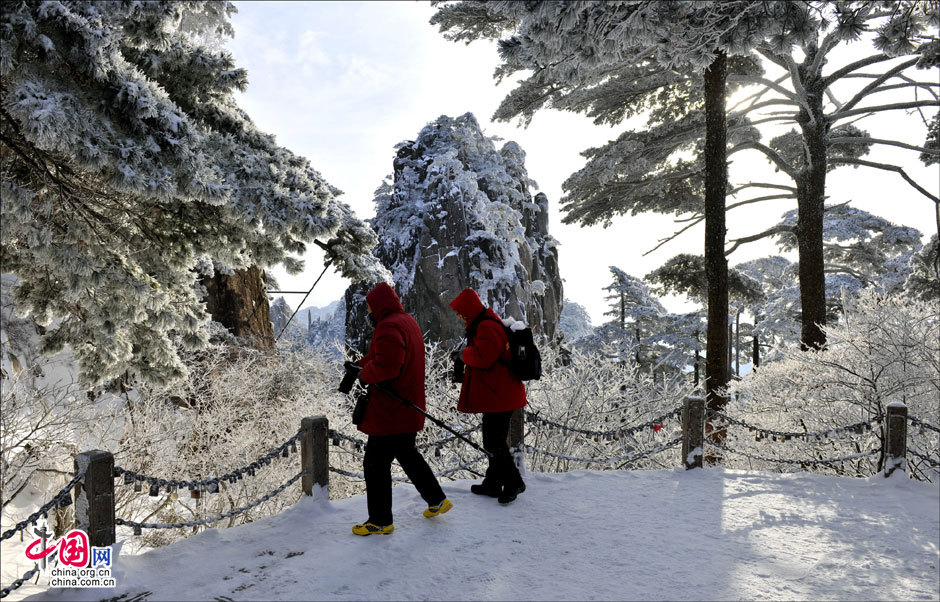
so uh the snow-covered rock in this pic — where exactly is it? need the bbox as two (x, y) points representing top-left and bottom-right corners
(345, 113), (562, 349)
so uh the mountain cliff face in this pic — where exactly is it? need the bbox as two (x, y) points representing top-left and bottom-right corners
(345, 113), (562, 351)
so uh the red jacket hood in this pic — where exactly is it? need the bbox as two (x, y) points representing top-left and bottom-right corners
(366, 282), (404, 321)
(449, 288), (485, 322)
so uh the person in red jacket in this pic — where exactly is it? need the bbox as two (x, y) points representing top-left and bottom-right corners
(449, 288), (527, 504)
(351, 282), (452, 536)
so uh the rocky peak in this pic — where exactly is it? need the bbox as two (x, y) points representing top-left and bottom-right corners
(345, 113), (562, 351)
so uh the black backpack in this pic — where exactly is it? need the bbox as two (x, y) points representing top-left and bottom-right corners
(479, 316), (542, 381)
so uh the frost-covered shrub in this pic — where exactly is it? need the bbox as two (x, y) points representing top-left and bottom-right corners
(111, 344), (355, 549)
(726, 290), (940, 481)
(0, 361), (92, 526)
(1, 2), (388, 387)
(522, 343), (691, 472)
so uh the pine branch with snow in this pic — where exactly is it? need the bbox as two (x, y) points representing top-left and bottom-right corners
(1, 1), (387, 385)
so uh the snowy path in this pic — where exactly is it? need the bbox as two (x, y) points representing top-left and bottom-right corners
(21, 468), (940, 601)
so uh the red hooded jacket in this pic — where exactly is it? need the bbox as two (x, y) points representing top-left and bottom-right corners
(449, 289), (527, 414)
(356, 283), (426, 436)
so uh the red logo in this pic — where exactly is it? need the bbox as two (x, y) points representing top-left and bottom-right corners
(59, 530), (89, 567)
(24, 538), (58, 562)
(24, 529), (90, 568)
(653, 420), (664, 433)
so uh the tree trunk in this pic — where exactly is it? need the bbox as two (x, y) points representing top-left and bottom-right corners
(201, 265), (275, 351)
(703, 51), (730, 459)
(635, 324), (641, 366)
(727, 322), (733, 380)
(752, 334), (759, 369)
(795, 52), (828, 351)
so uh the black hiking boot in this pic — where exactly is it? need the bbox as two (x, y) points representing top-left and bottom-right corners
(498, 481), (526, 505)
(470, 482), (501, 497)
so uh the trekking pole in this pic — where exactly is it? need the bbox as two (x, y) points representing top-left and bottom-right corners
(375, 384), (493, 459)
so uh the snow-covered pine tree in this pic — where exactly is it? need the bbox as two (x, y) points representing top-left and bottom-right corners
(433, 1), (936, 356)
(431, 0), (818, 416)
(600, 267), (666, 369)
(722, 1), (939, 349)
(559, 299), (595, 344)
(0, 1), (389, 385)
(644, 254), (762, 374)
(906, 234), (940, 302)
(344, 113), (562, 350)
(774, 204), (923, 295)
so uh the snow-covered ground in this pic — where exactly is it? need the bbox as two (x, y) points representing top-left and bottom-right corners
(8, 467), (938, 601)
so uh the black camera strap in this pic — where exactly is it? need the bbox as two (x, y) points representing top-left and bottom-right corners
(375, 383), (492, 458)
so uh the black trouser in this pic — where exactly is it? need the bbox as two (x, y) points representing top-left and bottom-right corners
(364, 432), (445, 526)
(481, 410), (524, 489)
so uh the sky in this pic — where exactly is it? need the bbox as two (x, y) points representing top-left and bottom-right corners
(13, 468), (940, 601)
(225, 1), (938, 326)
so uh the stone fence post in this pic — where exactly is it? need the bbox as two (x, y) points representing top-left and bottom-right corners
(301, 416), (329, 498)
(681, 396), (705, 470)
(74, 450), (115, 547)
(884, 403), (908, 478)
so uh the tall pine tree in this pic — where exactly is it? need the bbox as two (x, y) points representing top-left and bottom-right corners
(431, 0), (815, 419)
(1, 1), (389, 384)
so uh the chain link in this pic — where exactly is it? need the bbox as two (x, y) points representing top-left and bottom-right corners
(115, 471), (304, 535)
(524, 437), (682, 464)
(706, 409), (881, 441)
(908, 415), (940, 434)
(705, 440), (879, 466)
(1, 471), (86, 542)
(115, 429), (304, 494)
(0, 563), (41, 599)
(526, 406), (682, 439)
(328, 429), (367, 448)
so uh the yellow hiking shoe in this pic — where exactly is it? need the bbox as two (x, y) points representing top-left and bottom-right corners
(352, 522), (394, 536)
(423, 498), (453, 518)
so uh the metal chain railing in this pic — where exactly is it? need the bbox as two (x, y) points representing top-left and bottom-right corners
(908, 415), (940, 434)
(908, 449), (940, 468)
(115, 470), (305, 535)
(706, 409), (882, 441)
(114, 429), (305, 495)
(705, 439), (880, 466)
(0, 558), (47, 599)
(329, 429), (366, 450)
(525, 406), (682, 440)
(329, 454), (487, 482)
(524, 437), (682, 465)
(1, 471), (85, 542)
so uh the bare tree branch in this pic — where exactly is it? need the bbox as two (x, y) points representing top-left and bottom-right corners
(726, 224), (793, 255)
(728, 74), (805, 106)
(643, 215), (703, 256)
(838, 57), (921, 114)
(729, 182), (798, 194)
(829, 99), (940, 122)
(829, 157), (940, 204)
(821, 54), (896, 88)
(730, 140), (800, 180)
(828, 137), (940, 155)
